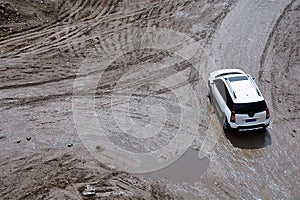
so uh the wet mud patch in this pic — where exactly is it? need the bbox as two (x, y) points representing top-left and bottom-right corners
(134, 148), (210, 184)
(224, 130), (271, 149)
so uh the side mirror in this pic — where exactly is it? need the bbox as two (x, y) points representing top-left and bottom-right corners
(252, 77), (255, 80)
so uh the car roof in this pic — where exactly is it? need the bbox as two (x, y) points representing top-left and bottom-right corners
(222, 74), (264, 104)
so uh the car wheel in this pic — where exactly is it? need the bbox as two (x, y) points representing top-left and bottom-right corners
(207, 91), (212, 103)
(223, 117), (232, 132)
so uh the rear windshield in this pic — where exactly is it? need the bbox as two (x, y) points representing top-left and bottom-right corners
(233, 100), (267, 114)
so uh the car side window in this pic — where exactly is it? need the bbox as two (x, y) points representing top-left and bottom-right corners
(224, 86), (233, 109)
(214, 79), (226, 100)
(214, 79), (233, 109)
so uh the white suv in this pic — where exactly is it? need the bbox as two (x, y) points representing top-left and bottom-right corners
(208, 69), (270, 131)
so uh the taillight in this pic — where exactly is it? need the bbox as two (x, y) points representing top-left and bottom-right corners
(230, 111), (236, 123)
(266, 107), (270, 119)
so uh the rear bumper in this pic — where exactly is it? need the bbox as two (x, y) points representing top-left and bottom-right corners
(229, 121), (270, 131)
(235, 123), (269, 131)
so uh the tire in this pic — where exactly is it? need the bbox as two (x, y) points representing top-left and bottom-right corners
(222, 116), (228, 130)
(223, 117), (233, 132)
(208, 92), (212, 103)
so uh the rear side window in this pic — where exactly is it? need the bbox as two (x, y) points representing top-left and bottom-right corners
(214, 79), (234, 109)
(234, 100), (267, 114)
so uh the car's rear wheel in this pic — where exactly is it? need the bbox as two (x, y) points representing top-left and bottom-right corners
(222, 116), (231, 131)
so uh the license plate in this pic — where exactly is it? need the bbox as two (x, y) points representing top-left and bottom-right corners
(246, 118), (256, 122)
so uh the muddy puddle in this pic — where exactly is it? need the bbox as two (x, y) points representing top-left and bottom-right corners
(134, 148), (209, 184)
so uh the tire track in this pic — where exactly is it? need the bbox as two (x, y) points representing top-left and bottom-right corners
(0, 1), (191, 92)
(258, 0), (297, 112)
(0, 1), (252, 199)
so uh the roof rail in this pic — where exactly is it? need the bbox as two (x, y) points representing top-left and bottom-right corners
(256, 89), (261, 96)
(247, 74), (262, 96)
(224, 78), (237, 99)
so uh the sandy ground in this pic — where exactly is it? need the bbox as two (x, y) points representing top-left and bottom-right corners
(0, 0), (299, 199)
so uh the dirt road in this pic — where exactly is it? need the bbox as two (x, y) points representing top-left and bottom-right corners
(204, 0), (300, 198)
(0, 0), (299, 199)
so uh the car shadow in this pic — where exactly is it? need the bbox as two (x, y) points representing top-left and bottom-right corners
(224, 129), (272, 149)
